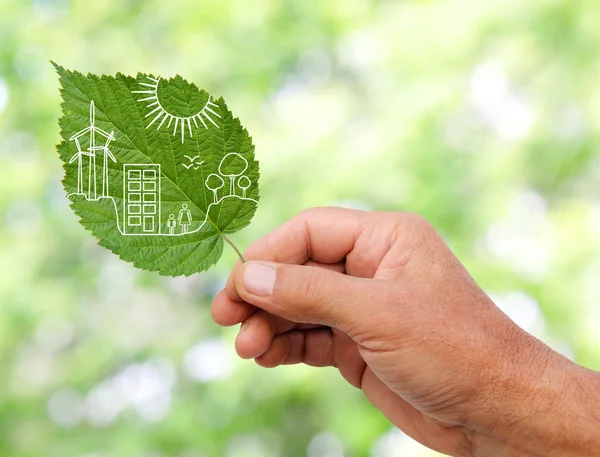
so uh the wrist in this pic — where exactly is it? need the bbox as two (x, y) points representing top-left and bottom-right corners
(468, 338), (600, 456)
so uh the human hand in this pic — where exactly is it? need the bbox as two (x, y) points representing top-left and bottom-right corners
(212, 208), (600, 456)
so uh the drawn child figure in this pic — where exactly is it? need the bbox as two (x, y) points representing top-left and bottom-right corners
(167, 214), (177, 235)
(178, 203), (192, 234)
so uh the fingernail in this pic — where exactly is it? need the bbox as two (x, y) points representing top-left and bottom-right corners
(244, 263), (276, 296)
(240, 320), (250, 334)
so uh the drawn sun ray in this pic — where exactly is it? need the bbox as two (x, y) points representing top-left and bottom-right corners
(132, 76), (220, 143)
(157, 113), (169, 130)
(197, 114), (208, 129)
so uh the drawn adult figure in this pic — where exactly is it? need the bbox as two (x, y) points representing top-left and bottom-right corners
(178, 203), (192, 234)
(167, 214), (177, 235)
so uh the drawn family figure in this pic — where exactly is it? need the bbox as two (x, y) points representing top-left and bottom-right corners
(167, 214), (177, 235)
(178, 203), (192, 234)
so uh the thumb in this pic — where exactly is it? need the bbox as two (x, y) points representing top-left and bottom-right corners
(233, 260), (388, 337)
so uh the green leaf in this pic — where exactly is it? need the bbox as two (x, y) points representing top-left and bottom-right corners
(54, 63), (259, 276)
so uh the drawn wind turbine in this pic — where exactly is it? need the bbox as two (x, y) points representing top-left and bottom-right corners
(68, 137), (93, 195)
(69, 101), (113, 200)
(89, 130), (117, 198)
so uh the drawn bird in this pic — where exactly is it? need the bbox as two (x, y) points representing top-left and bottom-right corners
(183, 160), (204, 170)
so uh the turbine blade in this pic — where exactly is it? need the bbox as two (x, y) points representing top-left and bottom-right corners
(95, 127), (112, 138)
(69, 127), (91, 140)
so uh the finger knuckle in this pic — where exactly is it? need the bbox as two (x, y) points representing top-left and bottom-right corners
(396, 212), (437, 246)
(399, 212), (433, 232)
(299, 268), (326, 306)
(296, 207), (321, 221)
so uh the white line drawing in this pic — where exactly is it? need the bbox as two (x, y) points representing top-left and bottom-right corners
(238, 176), (251, 198)
(132, 76), (221, 144)
(66, 139), (258, 236)
(69, 101), (114, 199)
(68, 139), (92, 195)
(123, 164), (161, 235)
(87, 194), (255, 238)
(178, 203), (192, 234)
(89, 130), (117, 198)
(206, 174), (225, 204)
(218, 152), (248, 196)
(167, 214), (176, 235)
(182, 154), (204, 170)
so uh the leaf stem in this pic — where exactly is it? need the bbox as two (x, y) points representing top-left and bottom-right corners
(222, 233), (246, 263)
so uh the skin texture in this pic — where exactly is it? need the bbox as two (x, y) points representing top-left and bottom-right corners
(211, 208), (600, 456)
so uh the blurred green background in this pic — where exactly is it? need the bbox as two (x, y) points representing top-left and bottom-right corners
(1, 0), (600, 456)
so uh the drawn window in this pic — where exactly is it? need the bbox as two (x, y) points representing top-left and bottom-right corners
(143, 170), (156, 180)
(143, 193), (156, 202)
(143, 181), (156, 192)
(128, 181), (142, 192)
(129, 204), (141, 214)
(128, 170), (141, 180)
(129, 193), (141, 203)
(143, 204), (157, 215)
(128, 216), (142, 226)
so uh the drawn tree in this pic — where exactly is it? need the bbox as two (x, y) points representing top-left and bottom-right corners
(218, 153), (248, 196)
(206, 173), (225, 204)
(238, 176), (251, 198)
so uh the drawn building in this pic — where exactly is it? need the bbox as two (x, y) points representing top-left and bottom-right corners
(123, 164), (161, 235)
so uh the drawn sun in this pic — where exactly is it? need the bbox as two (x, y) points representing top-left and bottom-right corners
(132, 76), (221, 143)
